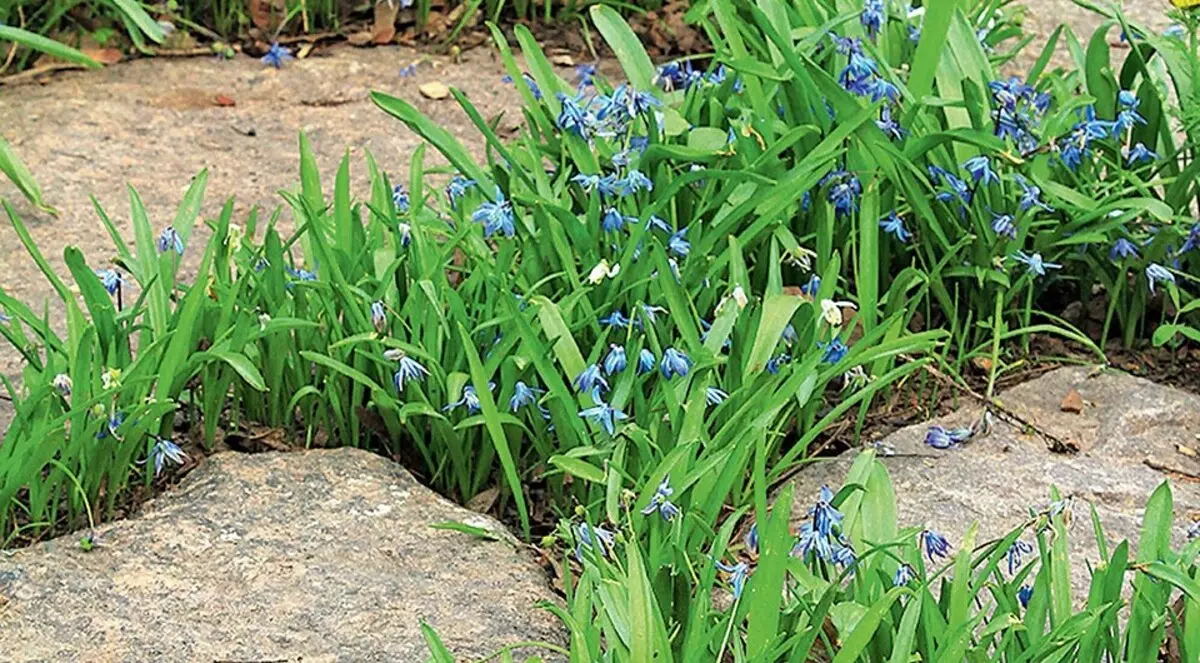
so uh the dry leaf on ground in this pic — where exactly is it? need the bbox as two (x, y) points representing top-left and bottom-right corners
(419, 81), (451, 99)
(1060, 388), (1084, 414)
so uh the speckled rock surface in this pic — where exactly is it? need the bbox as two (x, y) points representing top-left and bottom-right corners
(0, 448), (564, 662)
(786, 366), (1200, 598)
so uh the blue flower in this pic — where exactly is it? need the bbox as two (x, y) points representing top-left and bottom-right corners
(444, 383), (493, 414)
(1165, 24), (1186, 39)
(1109, 237), (1140, 262)
(645, 215), (671, 235)
(575, 64), (597, 87)
(95, 411), (126, 440)
(963, 155), (999, 186)
(556, 92), (593, 139)
(715, 560), (750, 599)
(399, 62), (417, 78)
(893, 564), (916, 586)
(370, 301), (387, 333)
(1013, 175), (1053, 213)
(636, 348), (656, 375)
(1146, 263), (1175, 293)
(879, 211), (911, 243)
(991, 213), (1017, 240)
(142, 437), (187, 476)
(397, 222), (412, 248)
(391, 352), (430, 392)
(705, 386), (728, 405)
(602, 207), (633, 233)
(819, 339), (849, 364)
(660, 347), (693, 379)
(1017, 585), (1034, 607)
(655, 61), (697, 91)
(925, 424), (972, 449)
(876, 104), (905, 140)
(908, 24), (921, 42)
(1187, 520), (1200, 540)
(509, 380), (544, 412)
(801, 275), (821, 296)
(821, 167), (862, 218)
(502, 72), (542, 100)
(157, 226), (184, 255)
(667, 227), (691, 257)
(920, 529), (952, 561)
(445, 175), (476, 208)
(766, 353), (791, 374)
(603, 344), (627, 375)
(620, 169), (653, 194)
(1006, 539), (1034, 574)
(596, 175), (622, 198)
(575, 523), (615, 561)
(831, 539), (857, 569)
(600, 310), (637, 329)
(641, 477), (681, 521)
(1125, 142), (1158, 165)
(1181, 224), (1200, 254)
(260, 42), (293, 69)
(861, 0), (885, 39)
(745, 523), (759, 553)
(792, 522), (833, 562)
(392, 184), (411, 213)
(579, 399), (628, 436)
(94, 269), (124, 295)
(574, 364), (609, 394)
(809, 485), (844, 537)
(1114, 90), (1146, 134)
(471, 189), (516, 238)
(1011, 250), (1061, 278)
(286, 266), (317, 282)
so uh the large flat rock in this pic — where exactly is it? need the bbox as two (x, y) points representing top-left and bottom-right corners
(0, 448), (564, 661)
(787, 367), (1200, 597)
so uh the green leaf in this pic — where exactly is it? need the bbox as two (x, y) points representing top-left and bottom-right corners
(0, 134), (57, 216)
(210, 350), (268, 392)
(744, 293), (804, 373)
(590, 5), (656, 92)
(0, 25), (101, 68)
(549, 455), (606, 484)
(110, 0), (167, 43)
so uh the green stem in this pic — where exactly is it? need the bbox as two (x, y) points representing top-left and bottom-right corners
(986, 289), (1003, 399)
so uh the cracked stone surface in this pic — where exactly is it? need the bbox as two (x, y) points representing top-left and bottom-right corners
(0, 448), (564, 662)
(787, 366), (1200, 598)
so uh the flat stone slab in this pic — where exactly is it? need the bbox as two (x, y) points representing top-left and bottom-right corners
(788, 366), (1200, 597)
(0, 448), (564, 661)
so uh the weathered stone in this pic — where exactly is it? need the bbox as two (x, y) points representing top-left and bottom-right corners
(787, 367), (1200, 598)
(0, 449), (564, 661)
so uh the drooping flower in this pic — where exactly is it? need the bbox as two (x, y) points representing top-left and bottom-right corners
(991, 213), (1018, 240)
(820, 299), (857, 326)
(574, 363), (610, 395)
(819, 338), (849, 364)
(924, 424), (973, 449)
(1011, 250), (1062, 278)
(920, 529), (952, 561)
(861, 0), (885, 40)
(575, 523), (615, 561)
(603, 345), (627, 375)
(1181, 224), (1200, 254)
(831, 538), (857, 569)
(745, 523), (759, 553)
(792, 521), (833, 562)
(620, 169), (654, 195)
(370, 301), (387, 333)
(705, 386), (728, 405)
(52, 373), (72, 396)
(1109, 237), (1139, 262)
(444, 383), (493, 415)
(260, 42), (293, 69)
(1114, 90), (1146, 135)
(1125, 142), (1158, 166)
(157, 226), (184, 255)
(1006, 539), (1034, 574)
(586, 259), (620, 284)
(641, 477), (681, 521)
(766, 353), (791, 375)
(667, 227), (691, 257)
(386, 351), (429, 393)
(893, 564), (916, 586)
(879, 210), (911, 243)
(556, 92), (594, 139)
(1187, 520), (1200, 540)
(602, 207), (633, 233)
(600, 310), (636, 329)
(509, 381), (544, 413)
(579, 399), (628, 436)
(398, 62), (418, 78)
(392, 184), (411, 213)
(876, 104), (905, 140)
(94, 269), (124, 295)
(660, 347), (693, 379)
(636, 348), (656, 375)
(809, 486), (844, 537)
(820, 167), (863, 218)
(472, 190), (516, 238)
(575, 64), (598, 88)
(1146, 263), (1175, 293)
(1013, 175), (1053, 213)
(445, 175), (476, 209)
(146, 437), (188, 476)
(963, 155), (999, 186)
(1017, 585), (1034, 607)
(396, 222), (412, 247)
(714, 560), (750, 599)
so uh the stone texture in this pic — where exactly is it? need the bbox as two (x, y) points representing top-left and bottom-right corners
(787, 366), (1200, 597)
(0, 448), (564, 662)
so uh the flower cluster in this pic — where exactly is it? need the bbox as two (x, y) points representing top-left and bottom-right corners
(791, 486), (856, 570)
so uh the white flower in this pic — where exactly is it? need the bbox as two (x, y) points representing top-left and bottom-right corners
(383, 348), (405, 362)
(731, 285), (748, 309)
(101, 368), (122, 390)
(587, 259), (620, 284)
(820, 299), (857, 326)
(784, 246), (817, 271)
